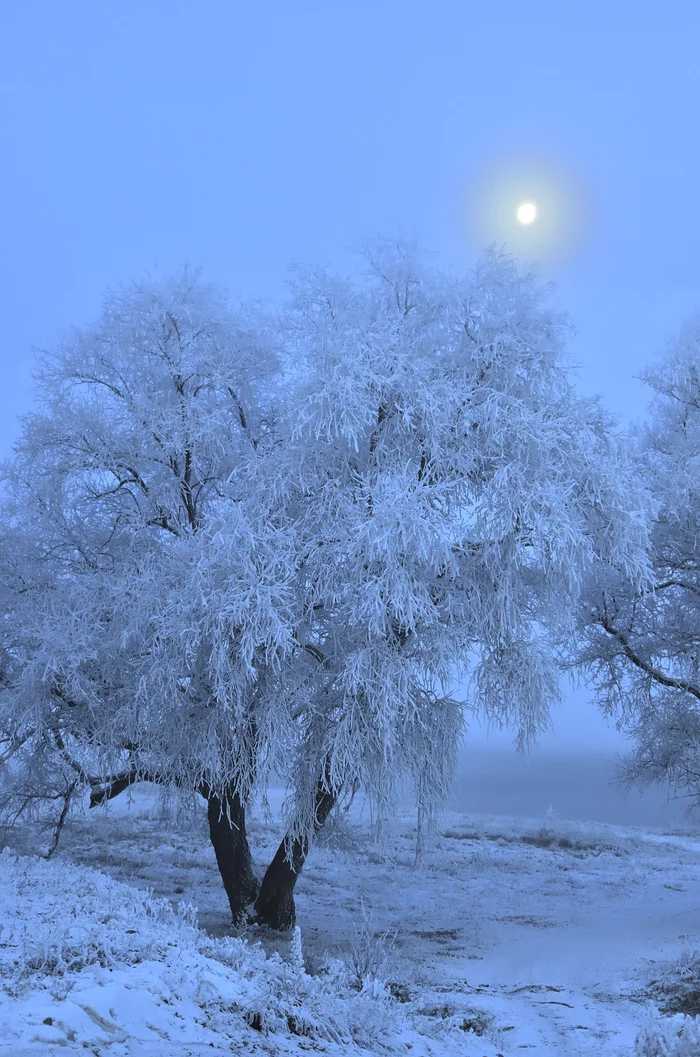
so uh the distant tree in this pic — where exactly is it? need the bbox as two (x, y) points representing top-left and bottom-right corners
(572, 316), (700, 807)
(0, 247), (650, 931)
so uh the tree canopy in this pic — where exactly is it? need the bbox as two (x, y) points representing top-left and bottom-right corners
(0, 243), (651, 926)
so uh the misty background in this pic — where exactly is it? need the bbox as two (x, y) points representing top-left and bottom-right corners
(2, 1), (699, 829)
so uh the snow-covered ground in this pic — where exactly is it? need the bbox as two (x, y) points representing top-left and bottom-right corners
(2, 785), (700, 1055)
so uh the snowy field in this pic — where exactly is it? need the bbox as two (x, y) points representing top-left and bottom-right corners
(2, 784), (700, 1056)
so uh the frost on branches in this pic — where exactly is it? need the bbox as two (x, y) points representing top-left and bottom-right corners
(0, 270), (286, 922)
(573, 316), (700, 810)
(0, 244), (648, 929)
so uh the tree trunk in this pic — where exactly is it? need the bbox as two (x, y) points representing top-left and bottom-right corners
(253, 775), (337, 931)
(207, 787), (259, 925)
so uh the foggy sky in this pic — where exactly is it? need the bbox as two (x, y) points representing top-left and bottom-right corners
(2, 0), (699, 757)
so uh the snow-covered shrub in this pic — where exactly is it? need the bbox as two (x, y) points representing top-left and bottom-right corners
(634, 1008), (700, 1055)
(289, 924), (305, 975)
(0, 849), (199, 980)
(347, 899), (396, 990)
(642, 948), (700, 1021)
(0, 852), (446, 1053)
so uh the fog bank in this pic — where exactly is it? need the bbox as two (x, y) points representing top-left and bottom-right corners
(449, 745), (694, 830)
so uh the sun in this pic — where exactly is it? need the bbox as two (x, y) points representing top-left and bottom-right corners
(517, 201), (537, 225)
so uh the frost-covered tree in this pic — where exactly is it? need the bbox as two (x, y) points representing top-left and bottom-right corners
(0, 271), (293, 922)
(573, 316), (700, 807)
(244, 241), (650, 927)
(0, 246), (650, 932)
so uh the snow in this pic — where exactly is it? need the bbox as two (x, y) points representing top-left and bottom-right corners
(3, 788), (700, 1055)
(0, 844), (443, 1056)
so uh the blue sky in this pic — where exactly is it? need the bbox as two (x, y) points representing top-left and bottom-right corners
(2, 0), (699, 750)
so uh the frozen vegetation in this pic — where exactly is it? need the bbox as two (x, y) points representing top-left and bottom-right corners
(3, 787), (700, 1055)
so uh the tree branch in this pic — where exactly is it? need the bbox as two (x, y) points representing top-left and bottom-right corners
(599, 615), (700, 702)
(89, 768), (214, 807)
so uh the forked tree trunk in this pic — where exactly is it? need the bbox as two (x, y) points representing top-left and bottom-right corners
(253, 775), (337, 931)
(90, 770), (260, 925)
(207, 787), (259, 925)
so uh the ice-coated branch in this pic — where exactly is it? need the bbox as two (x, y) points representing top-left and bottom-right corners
(598, 614), (700, 703)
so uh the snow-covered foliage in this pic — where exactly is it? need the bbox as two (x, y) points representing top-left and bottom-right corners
(0, 270), (289, 822)
(261, 240), (649, 834)
(573, 315), (700, 808)
(347, 899), (395, 991)
(0, 244), (650, 863)
(634, 1010), (700, 1057)
(0, 849), (471, 1055)
(0, 850), (199, 978)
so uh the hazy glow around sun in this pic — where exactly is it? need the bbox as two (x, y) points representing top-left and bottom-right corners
(465, 156), (589, 264)
(517, 201), (537, 225)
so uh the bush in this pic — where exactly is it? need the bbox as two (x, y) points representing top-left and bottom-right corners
(634, 1009), (700, 1056)
(0, 848), (199, 979)
(347, 899), (396, 991)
